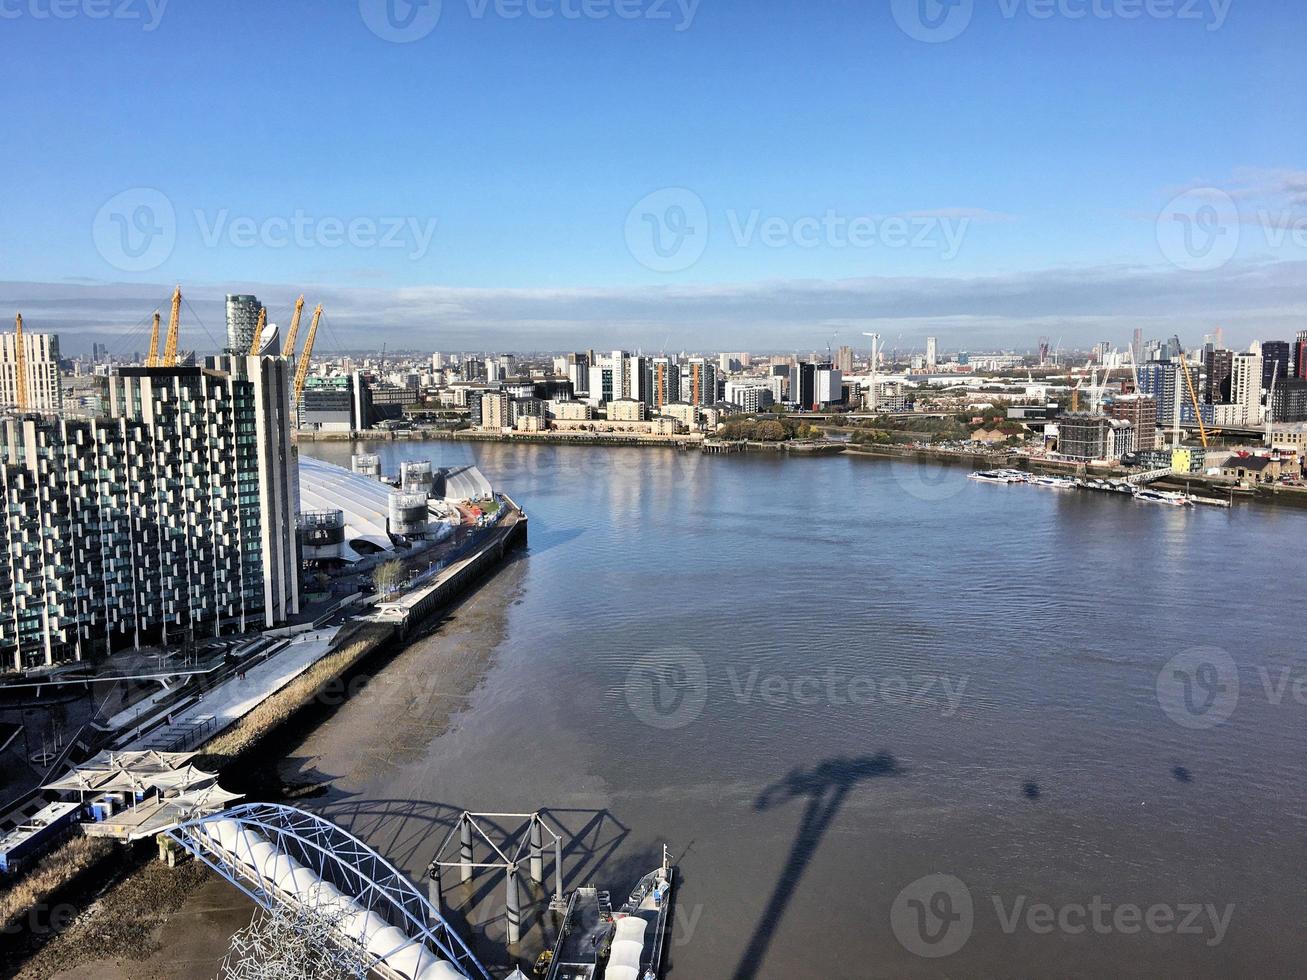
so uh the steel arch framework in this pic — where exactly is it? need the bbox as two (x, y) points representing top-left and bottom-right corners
(168, 802), (490, 980)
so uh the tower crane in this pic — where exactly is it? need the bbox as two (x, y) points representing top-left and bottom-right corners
(247, 307), (268, 356)
(13, 313), (28, 411)
(292, 304), (324, 405)
(1175, 343), (1209, 449)
(147, 311), (162, 367)
(281, 295), (306, 357)
(162, 285), (182, 367)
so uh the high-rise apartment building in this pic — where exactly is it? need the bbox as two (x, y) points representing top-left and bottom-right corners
(683, 357), (717, 407)
(1108, 393), (1157, 450)
(0, 328), (62, 413)
(225, 295), (262, 354)
(1204, 348), (1234, 404)
(0, 356), (300, 671)
(1231, 346), (1264, 426)
(1261, 340), (1291, 390)
(651, 356), (679, 410)
(835, 345), (855, 374)
(925, 337), (938, 369)
(1294, 331), (1307, 380)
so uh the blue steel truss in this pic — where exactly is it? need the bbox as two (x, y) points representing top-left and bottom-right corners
(168, 802), (491, 980)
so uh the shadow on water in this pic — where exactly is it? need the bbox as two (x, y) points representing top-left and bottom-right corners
(303, 796), (636, 968)
(730, 753), (904, 980)
(1023, 780), (1041, 800)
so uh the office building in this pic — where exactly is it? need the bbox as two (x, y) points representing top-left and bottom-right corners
(0, 357), (300, 671)
(1261, 340), (1291, 390)
(1204, 348), (1233, 404)
(1271, 378), (1307, 423)
(724, 381), (775, 413)
(0, 328), (63, 413)
(1294, 331), (1307, 380)
(225, 295), (262, 354)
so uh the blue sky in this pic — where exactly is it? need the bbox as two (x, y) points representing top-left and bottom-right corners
(2, 0), (1305, 352)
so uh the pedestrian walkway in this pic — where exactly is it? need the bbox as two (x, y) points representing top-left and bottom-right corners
(123, 629), (340, 752)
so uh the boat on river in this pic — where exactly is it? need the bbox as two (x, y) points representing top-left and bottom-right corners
(544, 848), (674, 980)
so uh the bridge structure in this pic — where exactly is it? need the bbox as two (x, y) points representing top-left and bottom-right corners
(168, 802), (492, 980)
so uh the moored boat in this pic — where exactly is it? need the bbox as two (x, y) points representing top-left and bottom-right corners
(544, 848), (675, 980)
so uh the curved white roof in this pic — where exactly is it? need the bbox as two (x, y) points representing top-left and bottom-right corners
(443, 465), (492, 502)
(299, 455), (395, 557)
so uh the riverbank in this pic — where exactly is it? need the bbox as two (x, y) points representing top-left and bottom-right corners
(0, 505), (528, 978)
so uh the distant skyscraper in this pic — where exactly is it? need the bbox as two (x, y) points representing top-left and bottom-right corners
(225, 294), (262, 354)
(1295, 331), (1307, 380)
(836, 345), (854, 374)
(926, 337), (938, 368)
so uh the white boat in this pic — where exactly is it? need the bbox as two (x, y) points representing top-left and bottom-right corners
(968, 470), (1011, 483)
(1032, 476), (1077, 490)
(1134, 488), (1193, 507)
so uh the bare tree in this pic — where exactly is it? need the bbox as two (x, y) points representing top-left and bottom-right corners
(372, 559), (405, 595)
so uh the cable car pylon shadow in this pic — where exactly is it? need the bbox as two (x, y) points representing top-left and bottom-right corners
(730, 752), (904, 980)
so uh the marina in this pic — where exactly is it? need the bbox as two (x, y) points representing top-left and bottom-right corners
(969, 468), (1203, 506)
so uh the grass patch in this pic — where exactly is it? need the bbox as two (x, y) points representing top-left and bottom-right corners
(0, 836), (117, 935)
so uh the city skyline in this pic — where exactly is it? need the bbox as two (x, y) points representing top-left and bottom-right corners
(3, 2), (1305, 351)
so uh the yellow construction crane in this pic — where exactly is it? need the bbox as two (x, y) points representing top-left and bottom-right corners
(13, 313), (28, 411)
(147, 311), (162, 367)
(248, 306), (268, 356)
(1176, 346), (1209, 449)
(281, 295), (306, 357)
(292, 304), (324, 404)
(162, 285), (182, 367)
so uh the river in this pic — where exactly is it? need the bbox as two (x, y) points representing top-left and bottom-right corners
(287, 440), (1307, 978)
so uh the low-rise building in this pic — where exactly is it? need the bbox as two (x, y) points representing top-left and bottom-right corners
(608, 398), (647, 422)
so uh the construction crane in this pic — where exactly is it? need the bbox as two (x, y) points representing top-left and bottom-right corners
(162, 285), (182, 367)
(1175, 344), (1209, 449)
(247, 307), (268, 356)
(147, 311), (162, 367)
(13, 313), (28, 411)
(292, 304), (324, 405)
(281, 295), (306, 357)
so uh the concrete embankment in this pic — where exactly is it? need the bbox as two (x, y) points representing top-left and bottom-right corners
(0, 505), (529, 975)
